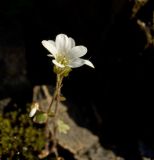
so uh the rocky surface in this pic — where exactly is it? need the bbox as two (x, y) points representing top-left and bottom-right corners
(31, 85), (125, 160)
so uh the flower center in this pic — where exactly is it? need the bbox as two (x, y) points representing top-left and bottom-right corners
(56, 53), (69, 66)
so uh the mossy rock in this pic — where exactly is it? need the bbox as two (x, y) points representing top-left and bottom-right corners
(0, 109), (45, 159)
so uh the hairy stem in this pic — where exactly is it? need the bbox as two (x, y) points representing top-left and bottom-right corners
(52, 74), (63, 158)
(45, 73), (64, 158)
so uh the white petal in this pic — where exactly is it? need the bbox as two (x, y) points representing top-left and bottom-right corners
(69, 46), (87, 59)
(29, 108), (37, 117)
(52, 60), (65, 68)
(55, 34), (69, 52)
(64, 37), (75, 53)
(42, 40), (57, 57)
(83, 59), (95, 68)
(68, 37), (75, 49)
(68, 58), (85, 68)
(68, 58), (94, 68)
(47, 54), (54, 57)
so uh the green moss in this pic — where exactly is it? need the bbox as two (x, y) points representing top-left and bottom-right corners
(0, 109), (45, 159)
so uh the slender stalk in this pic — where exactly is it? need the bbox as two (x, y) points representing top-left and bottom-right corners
(47, 81), (58, 113)
(51, 74), (63, 158)
(54, 74), (63, 115)
(47, 73), (63, 113)
(45, 73), (64, 159)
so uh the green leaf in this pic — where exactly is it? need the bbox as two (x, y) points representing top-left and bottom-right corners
(57, 119), (70, 134)
(48, 111), (55, 117)
(33, 112), (48, 124)
(60, 96), (66, 101)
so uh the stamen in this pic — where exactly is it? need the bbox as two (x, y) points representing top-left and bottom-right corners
(56, 54), (69, 66)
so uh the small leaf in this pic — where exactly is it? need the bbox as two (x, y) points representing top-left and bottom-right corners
(57, 119), (70, 134)
(38, 149), (49, 159)
(48, 111), (55, 117)
(60, 96), (66, 101)
(33, 112), (48, 124)
(57, 157), (65, 160)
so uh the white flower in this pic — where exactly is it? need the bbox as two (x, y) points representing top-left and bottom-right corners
(41, 34), (94, 68)
(29, 102), (39, 117)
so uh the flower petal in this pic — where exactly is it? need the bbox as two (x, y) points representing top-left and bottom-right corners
(47, 54), (54, 57)
(67, 37), (75, 49)
(68, 58), (94, 68)
(42, 40), (57, 57)
(68, 58), (85, 68)
(69, 46), (87, 59)
(83, 59), (95, 68)
(55, 34), (68, 52)
(29, 107), (37, 117)
(52, 60), (65, 68)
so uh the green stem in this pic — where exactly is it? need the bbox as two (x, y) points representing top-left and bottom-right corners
(52, 74), (63, 158)
(54, 74), (63, 114)
(47, 73), (63, 114)
(45, 73), (64, 158)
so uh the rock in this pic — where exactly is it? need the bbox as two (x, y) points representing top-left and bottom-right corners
(31, 85), (124, 160)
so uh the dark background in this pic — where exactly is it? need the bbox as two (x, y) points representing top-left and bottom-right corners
(0, 0), (154, 159)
